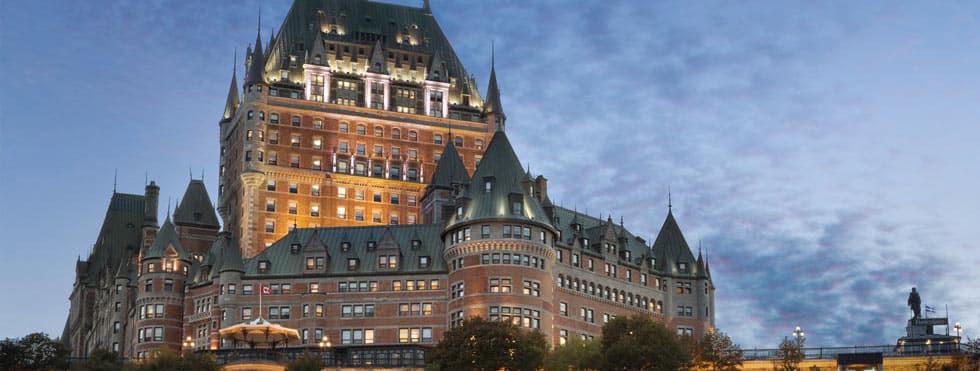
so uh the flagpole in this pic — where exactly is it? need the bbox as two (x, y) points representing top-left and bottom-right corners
(259, 284), (263, 320)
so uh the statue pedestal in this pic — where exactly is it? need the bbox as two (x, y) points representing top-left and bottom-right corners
(896, 317), (960, 354)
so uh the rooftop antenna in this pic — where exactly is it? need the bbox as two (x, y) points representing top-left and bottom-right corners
(113, 168), (118, 193)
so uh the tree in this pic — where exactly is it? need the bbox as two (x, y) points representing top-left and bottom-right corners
(428, 317), (548, 371)
(773, 336), (805, 371)
(80, 348), (125, 371)
(544, 337), (602, 371)
(0, 333), (69, 370)
(135, 347), (218, 371)
(601, 315), (689, 371)
(690, 330), (744, 371)
(0, 338), (24, 370)
(285, 351), (325, 371)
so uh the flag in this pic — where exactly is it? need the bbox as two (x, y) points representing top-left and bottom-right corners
(925, 305), (936, 313)
(261, 285), (271, 295)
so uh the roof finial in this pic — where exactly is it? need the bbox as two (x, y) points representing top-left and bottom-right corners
(189, 167), (193, 181)
(113, 168), (118, 193)
(144, 171), (148, 186)
(233, 47), (238, 77)
(167, 197), (172, 216)
(668, 185), (672, 210)
(201, 168), (205, 182)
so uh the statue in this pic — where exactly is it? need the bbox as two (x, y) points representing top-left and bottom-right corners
(907, 287), (921, 319)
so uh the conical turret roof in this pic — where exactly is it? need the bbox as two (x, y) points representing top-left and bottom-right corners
(484, 62), (505, 119)
(651, 209), (697, 275)
(222, 59), (240, 121)
(173, 180), (220, 228)
(245, 16), (265, 87)
(143, 216), (190, 260)
(428, 141), (468, 191)
(445, 130), (551, 231)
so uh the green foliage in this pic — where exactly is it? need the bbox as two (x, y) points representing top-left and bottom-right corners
(0, 332), (68, 370)
(134, 347), (218, 371)
(600, 315), (689, 371)
(285, 351), (325, 371)
(773, 337), (805, 371)
(80, 348), (125, 371)
(428, 317), (548, 371)
(690, 330), (744, 371)
(543, 336), (602, 371)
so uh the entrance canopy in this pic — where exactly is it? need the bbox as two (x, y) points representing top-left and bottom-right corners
(218, 317), (300, 348)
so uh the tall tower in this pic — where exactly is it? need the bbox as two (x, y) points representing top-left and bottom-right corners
(217, 0), (497, 257)
(441, 128), (560, 344)
(133, 216), (192, 356)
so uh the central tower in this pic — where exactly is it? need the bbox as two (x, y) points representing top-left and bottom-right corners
(218, 0), (494, 257)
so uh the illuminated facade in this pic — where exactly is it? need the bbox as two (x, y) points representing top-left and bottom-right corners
(217, 0), (492, 258)
(64, 0), (715, 365)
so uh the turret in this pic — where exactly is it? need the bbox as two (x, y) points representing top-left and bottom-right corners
(244, 15), (265, 89)
(421, 141), (469, 225)
(221, 53), (240, 122)
(483, 51), (506, 132)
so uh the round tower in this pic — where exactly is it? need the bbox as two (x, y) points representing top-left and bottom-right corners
(133, 216), (192, 358)
(440, 130), (559, 344)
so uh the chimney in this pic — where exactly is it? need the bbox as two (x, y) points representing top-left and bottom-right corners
(143, 181), (160, 228)
(535, 175), (548, 200)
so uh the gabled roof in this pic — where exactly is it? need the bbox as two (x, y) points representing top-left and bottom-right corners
(445, 130), (551, 230)
(427, 141), (468, 191)
(173, 180), (220, 228)
(427, 52), (447, 82)
(308, 31), (328, 66)
(551, 206), (650, 266)
(368, 40), (388, 74)
(143, 216), (191, 260)
(245, 225), (444, 276)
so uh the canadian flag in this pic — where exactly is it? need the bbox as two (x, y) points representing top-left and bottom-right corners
(260, 285), (272, 294)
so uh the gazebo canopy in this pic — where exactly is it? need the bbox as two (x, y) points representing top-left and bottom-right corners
(218, 317), (300, 348)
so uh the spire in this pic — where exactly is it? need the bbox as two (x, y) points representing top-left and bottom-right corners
(222, 49), (241, 120)
(368, 40), (388, 74)
(423, 0), (432, 15)
(668, 186), (672, 212)
(484, 42), (506, 129)
(245, 12), (266, 87)
(266, 27), (275, 56)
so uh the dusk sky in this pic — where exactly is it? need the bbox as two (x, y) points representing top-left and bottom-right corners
(1, 0), (978, 348)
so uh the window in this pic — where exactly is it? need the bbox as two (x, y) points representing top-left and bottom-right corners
(163, 279), (174, 292)
(292, 116), (301, 127)
(265, 220), (275, 233)
(451, 282), (464, 298)
(390, 194), (399, 204)
(374, 126), (384, 137)
(418, 256), (430, 268)
(523, 280), (540, 297)
(310, 205), (320, 217)
(356, 124), (366, 135)
(512, 201), (522, 214)
(434, 134), (443, 144)
(241, 307), (253, 321)
(288, 201), (297, 215)
(315, 304), (324, 317)
(337, 207), (347, 219)
(339, 122), (349, 133)
(313, 118), (323, 129)
(559, 302), (568, 316)
(347, 258), (359, 270)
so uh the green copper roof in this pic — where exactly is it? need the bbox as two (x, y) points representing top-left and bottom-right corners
(245, 14), (265, 87)
(78, 192), (145, 285)
(651, 209), (701, 277)
(219, 233), (246, 274)
(143, 216), (191, 260)
(445, 130), (551, 230)
(222, 61), (240, 120)
(266, 0), (483, 106)
(244, 224), (444, 277)
(173, 180), (220, 228)
(428, 141), (468, 190)
(484, 62), (504, 118)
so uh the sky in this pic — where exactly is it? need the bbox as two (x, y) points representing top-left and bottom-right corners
(1, 0), (978, 348)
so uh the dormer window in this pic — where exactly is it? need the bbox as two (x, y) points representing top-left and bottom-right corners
(624, 251), (631, 260)
(258, 260), (270, 273)
(649, 258), (656, 266)
(572, 223), (582, 232)
(341, 242), (351, 252)
(511, 201), (522, 215)
(456, 206), (463, 218)
(582, 238), (590, 247)
(678, 262), (688, 273)
(419, 256), (430, 269)
(290, 244), (301, 254)
(483, 177), (494, 193)
(367, 241), (377, 250)
(411, 240), (422, 249)
(347, 258), (359, 271)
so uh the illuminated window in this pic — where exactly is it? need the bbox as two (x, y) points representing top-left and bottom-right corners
(434, 134), (443, 145)
(336, 207), (346, 219)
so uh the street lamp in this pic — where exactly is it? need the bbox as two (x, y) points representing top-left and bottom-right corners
(318, 335), (331, 349)
(182, 336), (195, 351)
(793, 326), (805, 340)
(954, 323), (962, 338)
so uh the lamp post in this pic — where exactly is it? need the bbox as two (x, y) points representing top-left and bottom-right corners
(954, 322), (962, 338)
(318, 335), (332, 366)
(182, 336), (195, 353)
(793, 326), (805, 341)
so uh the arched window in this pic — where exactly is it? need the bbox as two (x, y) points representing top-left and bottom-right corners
(339, 122), (349, 133)
(374, 126), (384, 137)
(356, 124), (366, 135)
(270, 113), (280, 124)
(433, 134), (443, 144)
(454, 136), (463, 147)
(247, 110), (254, 119)
(557, 274), (564, 288)
(259, 111), (266, 121)
(291, 116), (301, 127)
(392, 128), (401, 139)
(408, 131), (418, 141)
